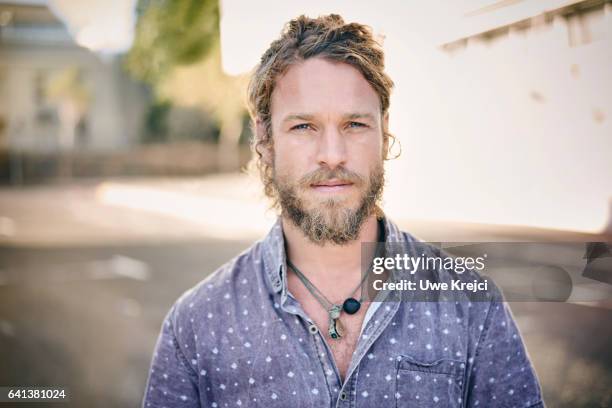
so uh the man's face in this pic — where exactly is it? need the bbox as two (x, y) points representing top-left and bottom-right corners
(267, 57), (387, 245)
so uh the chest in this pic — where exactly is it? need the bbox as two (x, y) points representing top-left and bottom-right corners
(295, 292), (370, 381)
(322, 310), (368, 379)
(192, 285), (469, 408)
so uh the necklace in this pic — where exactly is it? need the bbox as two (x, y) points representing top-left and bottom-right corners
(287, 259), (371, 340)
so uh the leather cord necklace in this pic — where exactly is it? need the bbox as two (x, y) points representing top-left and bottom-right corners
(287, 259), (369, 340)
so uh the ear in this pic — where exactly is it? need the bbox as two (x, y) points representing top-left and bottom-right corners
(382, 112), (390, 157)
(255, 118), (273, 165)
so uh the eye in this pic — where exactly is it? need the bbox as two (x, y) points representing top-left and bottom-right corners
(290, 123), (312, 131)
(348, 121), (368, 129)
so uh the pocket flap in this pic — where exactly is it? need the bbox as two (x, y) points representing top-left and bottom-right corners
(397, 355), (464, 376)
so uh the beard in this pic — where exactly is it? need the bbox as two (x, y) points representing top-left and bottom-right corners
(272, 163), (385, 245)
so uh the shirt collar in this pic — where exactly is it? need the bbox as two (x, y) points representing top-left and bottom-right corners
(261, 215), (406, 294)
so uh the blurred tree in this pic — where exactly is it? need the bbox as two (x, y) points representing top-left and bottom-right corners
(143, 100), (171, 143)
(126, 0), (220, 83)
(158, 44), (248, 171)
(126, 0), (248, 172)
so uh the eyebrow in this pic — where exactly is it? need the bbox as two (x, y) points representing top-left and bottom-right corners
(282, 112), (377, 123)
(282, 114), (315, 123)
(346, 113), (376, 121)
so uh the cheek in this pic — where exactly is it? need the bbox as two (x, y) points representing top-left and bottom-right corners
(350, 136), (384, 166)
(273, 143), (293, 171)
(273, 138), (314, 172)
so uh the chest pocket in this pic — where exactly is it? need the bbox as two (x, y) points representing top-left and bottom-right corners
(395, 355), (465, 408)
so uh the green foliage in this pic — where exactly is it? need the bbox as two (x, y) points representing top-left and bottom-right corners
(126, 0), (220, 84)
(143, 100), (171, 143)
(126, 0), (247, 151)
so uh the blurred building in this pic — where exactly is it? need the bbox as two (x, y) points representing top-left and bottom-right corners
(443, 1), (611, 49)
(0, 1), (253, 183)
(380, 0), (612, 234)
(0, 0), (148, 153)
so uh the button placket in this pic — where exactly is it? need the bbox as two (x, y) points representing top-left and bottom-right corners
(337, 375), (356, 407)
(342, 295), (401, 400)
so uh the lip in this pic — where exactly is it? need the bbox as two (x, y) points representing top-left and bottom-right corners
(310, 179), (354, 192)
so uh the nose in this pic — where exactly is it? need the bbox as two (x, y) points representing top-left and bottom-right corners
(316, 127), (347, 170)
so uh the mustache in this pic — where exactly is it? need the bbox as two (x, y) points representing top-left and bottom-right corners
(298, 167), (366, 187)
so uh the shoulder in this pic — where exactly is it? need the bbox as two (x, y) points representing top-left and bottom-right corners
(165, 240), (267, 332)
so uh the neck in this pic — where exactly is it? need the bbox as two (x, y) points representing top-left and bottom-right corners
(282, 213), (380, 295)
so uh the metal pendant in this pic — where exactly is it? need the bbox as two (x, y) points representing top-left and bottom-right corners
(329, 304), (342, 320)
(328, 317), (345, 339)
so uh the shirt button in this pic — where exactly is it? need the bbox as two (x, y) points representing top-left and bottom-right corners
(340, 391), (347, 401)
(308, 324), (318, 334)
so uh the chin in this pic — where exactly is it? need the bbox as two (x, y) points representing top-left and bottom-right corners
(306, 195), (356, 212)
(317, 200), (362, 219)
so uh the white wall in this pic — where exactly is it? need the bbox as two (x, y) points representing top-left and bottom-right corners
(383, 9), (612, 233)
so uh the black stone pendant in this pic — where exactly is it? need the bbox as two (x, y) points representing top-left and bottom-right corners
(342, 297), (361, 315)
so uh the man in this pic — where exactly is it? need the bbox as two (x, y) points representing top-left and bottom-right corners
(143, 14), (544, 407)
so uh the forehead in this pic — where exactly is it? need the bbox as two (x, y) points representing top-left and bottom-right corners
(270, 57), (381, 120)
